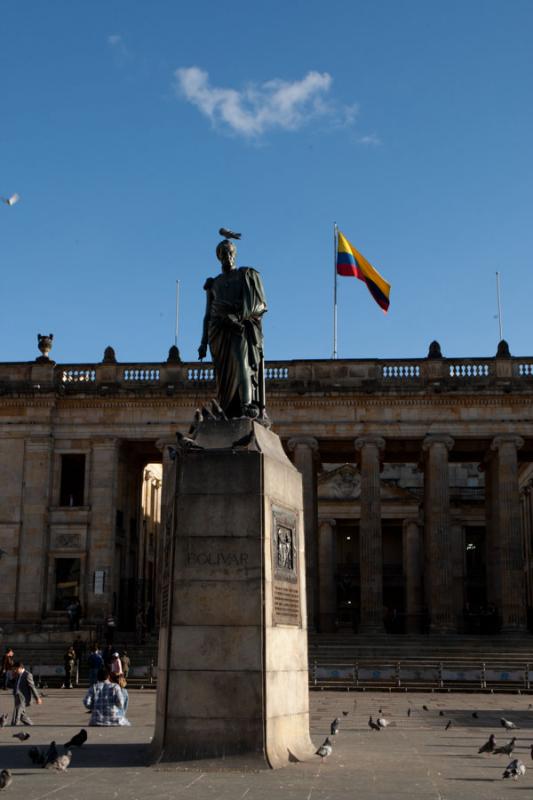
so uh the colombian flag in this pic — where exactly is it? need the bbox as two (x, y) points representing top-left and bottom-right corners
(336, 230), (391, 313)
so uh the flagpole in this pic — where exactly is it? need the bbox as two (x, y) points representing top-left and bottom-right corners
(495, 271), (503, 341)
(175, 280), (180, 347)
(333, 222), (338, 359)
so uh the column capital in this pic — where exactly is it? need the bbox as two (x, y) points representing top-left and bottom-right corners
(422, 434), (454, 453)
(318, 518), (337, 529)
(287, 436), (319, 454)
(402, 517), (419, 532)
(490, 434), (525, 453)
(354, 435), (385, 453)
(91, 436), (119, 451)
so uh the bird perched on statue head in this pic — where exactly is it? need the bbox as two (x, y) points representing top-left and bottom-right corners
(503, 758), (526, 780)
(219, 227), (241, 240)
(0, 769), (12, 790)
(316, 737), (333, 761)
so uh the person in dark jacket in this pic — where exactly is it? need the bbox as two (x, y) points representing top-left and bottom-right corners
(11, 662), (43, 725)
(63, 646), (76, 689)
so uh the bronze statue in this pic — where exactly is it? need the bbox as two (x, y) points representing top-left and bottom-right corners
(198, 237), (267, 419)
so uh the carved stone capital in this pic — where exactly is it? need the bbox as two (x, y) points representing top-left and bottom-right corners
(422, 434), (454, 453)
(287, 436), (319, 454)
(490, 434), (524, 453)
(354, 436), (385, 453)
(318, 518), (337, 529)
(402, 517), (419, 532)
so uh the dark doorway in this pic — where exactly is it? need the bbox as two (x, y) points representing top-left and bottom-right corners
(54, 558), (81, 610)
(59, 454), (86, 506)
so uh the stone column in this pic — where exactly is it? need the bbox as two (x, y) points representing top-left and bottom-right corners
(355, 436), (385, 633)
(87, 437), (119, 621)
(402, 518), (423, 633)
(287, 437), (319, 630)
(155, 439), (177, 627)
(483, 456), (502, 611)
(450, 520), (465, 628)
(15, 436), (53, 622)
(422, 435), (455, 633)
(489, 435), (526, 632)
(318, 518), (337, 632)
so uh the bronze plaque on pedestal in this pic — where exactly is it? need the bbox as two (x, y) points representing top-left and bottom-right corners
(271, 506), (301, 627)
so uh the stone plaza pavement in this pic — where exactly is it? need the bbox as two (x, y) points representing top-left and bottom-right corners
(1, 688), (533, 799)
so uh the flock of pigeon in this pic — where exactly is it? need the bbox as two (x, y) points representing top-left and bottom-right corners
(314, 701), (533, 782)
(0, 727), (87, 791)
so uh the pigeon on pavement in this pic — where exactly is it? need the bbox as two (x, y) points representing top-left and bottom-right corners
(330, 718), (340, 736)
(28, 746), (46, 765)
(472, 712), (479, 719)
(500, 717), (517, 730)
(46, 750), (72, 772)
(422, 705), (429, 711)
(407, 708), (411, 717)
(368, 716), (381, 732)
(316, 737), (333, 761)
(439, 711), (444, 717)
(445, 720), (452, 731)
(478, 734), (496, 754)
(493, 737), (516, 756)
(342, 710), (349, 717)
(43, 741), (58, 768)
(377, 716), (392, 729)
(12, 732), (30, 741)
(64, 729), (87, 748)
(0, 769), (12, 790)
(503, 758), (526, 779)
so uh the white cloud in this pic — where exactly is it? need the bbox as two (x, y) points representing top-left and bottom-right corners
(174, 67), (337, 137)
(358, 133), (381, 146)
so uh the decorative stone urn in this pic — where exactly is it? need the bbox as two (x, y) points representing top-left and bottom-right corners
(36, 333), (54, 362)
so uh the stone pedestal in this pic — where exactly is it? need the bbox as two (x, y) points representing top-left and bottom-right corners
(152, 419), (314, 768)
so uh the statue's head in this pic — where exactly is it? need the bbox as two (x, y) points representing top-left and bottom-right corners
(216, 239), (237, 271)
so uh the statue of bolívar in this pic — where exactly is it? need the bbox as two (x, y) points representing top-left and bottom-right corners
(198, 237), (267, 419)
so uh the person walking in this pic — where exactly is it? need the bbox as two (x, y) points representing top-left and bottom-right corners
(63, 646), (76, 689)
(121, 649), (131, 679)
(72, 636), (85, 686)
(110, 652), (122, 676)
(87, 644), (103, 686)
(11, 662), (43, 725)
(1, 647), (14, 690)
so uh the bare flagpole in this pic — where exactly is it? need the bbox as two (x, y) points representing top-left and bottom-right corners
(333, 222), (338, 359)
(495, 271), (503, 341)
(175, 280), (180, 347)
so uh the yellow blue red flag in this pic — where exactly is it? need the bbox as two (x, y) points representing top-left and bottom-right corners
(336, 230), (391, 313)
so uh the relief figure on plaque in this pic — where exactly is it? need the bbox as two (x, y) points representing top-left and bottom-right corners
(198, 235), (267, 419)
(277, 527), (294, 571)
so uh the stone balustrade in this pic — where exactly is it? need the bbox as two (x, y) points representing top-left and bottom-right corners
(0, 353), (532, 395)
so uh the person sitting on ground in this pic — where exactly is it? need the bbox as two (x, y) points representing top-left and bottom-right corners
(83, 666), (128, 726)
(110, 671), (130, 720)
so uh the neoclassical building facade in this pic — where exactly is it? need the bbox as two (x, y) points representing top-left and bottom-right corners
(1, 341), (532, 637)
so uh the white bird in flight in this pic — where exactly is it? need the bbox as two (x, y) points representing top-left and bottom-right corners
(2, 193), (20, 206)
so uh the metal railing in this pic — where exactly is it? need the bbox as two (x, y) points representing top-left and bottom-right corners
(310, 659), (533, 690)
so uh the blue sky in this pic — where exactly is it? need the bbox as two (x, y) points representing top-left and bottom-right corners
(1, 0), (532, 364)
